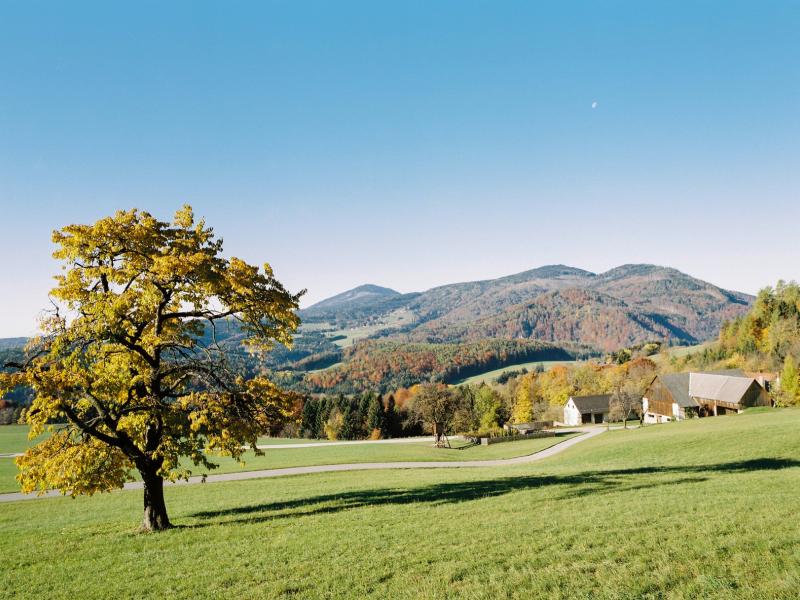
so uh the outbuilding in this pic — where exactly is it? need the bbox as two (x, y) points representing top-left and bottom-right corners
(563, 394), (612, 426)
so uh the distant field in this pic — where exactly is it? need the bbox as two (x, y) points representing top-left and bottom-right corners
(651, 342), (713, 362)
(0, 432), (576, 494)
(453, 359), (577, 385)
(1, 409), (797, 598)
(307, 361), (343, 373)
(306, 308), (416, 348)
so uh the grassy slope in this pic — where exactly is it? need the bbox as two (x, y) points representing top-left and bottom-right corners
(2, 410), (799, 599)
(319, 308), (416, 348)
(0, 424), (48, 454)
(452, 359), (576, 385)
(0, 433), (575, 494)
(0, 426), (335, 455)
(649, 342), (713, 365)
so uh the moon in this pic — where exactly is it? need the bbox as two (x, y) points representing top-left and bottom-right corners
(591, 101), (598, 109)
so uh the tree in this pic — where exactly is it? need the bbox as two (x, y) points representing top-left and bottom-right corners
(339, 401), (363, 440)
(301, 397), (320, 438)
(315, 396), (332, 438)
(0, 207), (302, 531)
(408, 384), (462, 447)
(384, 394), (400, 437)
(474, 385), (501, 431)
(451, 385), (477, 433)
(512, 372), (538, 423)
(358, 391), (373, 434)
(609, 379), (644, 429)
(323, 408), (344, 440)
(365, 393), (386, 438)
(777, 355), (800, 406)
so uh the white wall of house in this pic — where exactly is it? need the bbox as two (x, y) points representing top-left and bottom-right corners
(563, 398), (582, 426)
(672, 403), (683, 420)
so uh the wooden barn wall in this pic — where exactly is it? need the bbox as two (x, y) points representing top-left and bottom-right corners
(646, 378), (674, 416)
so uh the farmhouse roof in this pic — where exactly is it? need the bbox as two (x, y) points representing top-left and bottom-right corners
(688, 373), (758, 405)
(570, 394), (612, 413)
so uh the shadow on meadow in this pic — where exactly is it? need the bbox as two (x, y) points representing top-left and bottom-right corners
(185, 457), (799, 527)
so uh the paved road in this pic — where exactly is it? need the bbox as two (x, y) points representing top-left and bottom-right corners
(0, 427), (604, 503)
(254, 435), (459, 450)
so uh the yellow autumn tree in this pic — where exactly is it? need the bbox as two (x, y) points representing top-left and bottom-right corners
(539, 365), (573, 406)
(0, 206), (303, 531)
(512, 372), (537, 423)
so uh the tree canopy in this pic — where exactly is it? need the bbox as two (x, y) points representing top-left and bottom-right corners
(0, 206), (303, 530)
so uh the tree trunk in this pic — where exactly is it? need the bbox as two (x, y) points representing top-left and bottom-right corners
(140, 468), (171, 532)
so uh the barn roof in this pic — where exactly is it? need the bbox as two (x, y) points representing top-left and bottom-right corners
(689, 373), (758, 405)
(658, 373), (694, 407)
(654, 369), (748, 408)
(570, 394), (612, 413)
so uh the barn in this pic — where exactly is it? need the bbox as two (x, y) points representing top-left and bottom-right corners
(642, 370), (770, 423)
(563, 394), (613, 426)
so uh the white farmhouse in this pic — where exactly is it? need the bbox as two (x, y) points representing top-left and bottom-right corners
(563, 394), (612, 426)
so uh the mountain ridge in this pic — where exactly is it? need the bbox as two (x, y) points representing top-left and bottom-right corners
(299, 263), (753, 350)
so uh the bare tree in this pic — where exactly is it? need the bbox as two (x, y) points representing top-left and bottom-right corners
(609, 380), (643, 429)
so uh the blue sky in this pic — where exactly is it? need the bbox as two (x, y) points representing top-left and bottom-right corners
(1, 1), (798, 336)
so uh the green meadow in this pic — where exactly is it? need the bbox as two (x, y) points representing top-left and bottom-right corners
(0, 424), (48, 454)
(2, 409), (799, 599)
(0, 429), (575, 493)
(452, 360), (577, 385)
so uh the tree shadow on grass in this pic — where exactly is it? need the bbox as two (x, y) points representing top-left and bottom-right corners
(186, 458), (799, 527)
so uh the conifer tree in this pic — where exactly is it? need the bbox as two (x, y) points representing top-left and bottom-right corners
(366, 394), (386, 436)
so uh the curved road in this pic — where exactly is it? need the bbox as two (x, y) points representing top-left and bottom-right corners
(0, 427), (604, 503)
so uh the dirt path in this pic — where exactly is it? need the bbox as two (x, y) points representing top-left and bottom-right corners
(0, 427), (604, 503)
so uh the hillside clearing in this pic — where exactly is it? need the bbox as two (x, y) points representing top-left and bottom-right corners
(452, 359), (576, 385)
(1, 410), (798, 598)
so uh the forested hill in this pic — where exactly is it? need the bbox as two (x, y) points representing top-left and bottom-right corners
(301, 264), (753, 349)
(0, 337), (28, 350)
(1, 264), (753, 394)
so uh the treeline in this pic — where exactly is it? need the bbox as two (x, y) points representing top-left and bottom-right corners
(299, 339), (578, 394)
(299, 392), (420, 440)
(493, 358), (657, 427)
(0, 344), (35, 423)
(298, 385), (508, 440)
(0, 399), (25, 425)
(297, 357), (659, 440)
(675, 281), (800, 405)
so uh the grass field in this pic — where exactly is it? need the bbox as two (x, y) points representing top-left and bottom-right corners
(0, 425), (336, 454)
(0, 430), (575, 493)
(2, 409), (799, 598)
(303, 308), (416, 348)
(453, 359), (576, 385)
(0, 424), (48, 454)
(650, 342), (713, 364)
